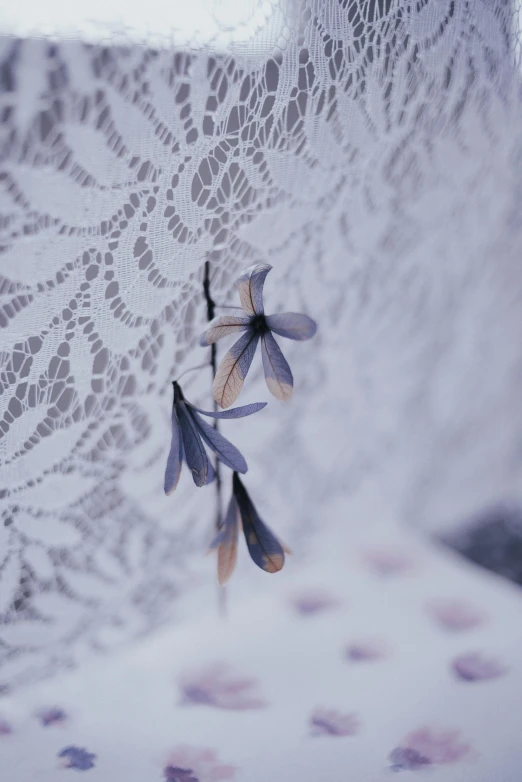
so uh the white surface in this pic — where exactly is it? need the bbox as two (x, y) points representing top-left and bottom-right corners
(2, 521), (522, 780)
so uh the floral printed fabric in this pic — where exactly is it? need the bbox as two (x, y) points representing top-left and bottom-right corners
(1, 521), (522, 781)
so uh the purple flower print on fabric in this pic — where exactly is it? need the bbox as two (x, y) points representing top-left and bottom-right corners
(310, 709), (360, 737)
(163, 746), (236, 781)
(0, 717), (13, 735)
(345, 641), (388, 662)
(36, 707), (68, 727)
(428, 600), (486, 632)
(452, 652), (507, 682)
(290, 590), (339, 616)
(58, 746), (96, 771)
(362, 548), (415, 576)
(389, 748), (431, 771)
(389, 727), (473, 771)
(179, 663), (266, 710)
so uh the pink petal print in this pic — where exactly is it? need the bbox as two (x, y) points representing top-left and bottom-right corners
(36, 707), (68, 727)
(362, 548), (415, 576)
(428, 600), (486, 632)
(179, 664), (267, 710)
(0, 717), (13, 736)
(452, 652), (507, 682)
(400, 726), (472, 765)
(290, 590), (339, 616)
(164, 746), (237, 781)
(310, 708), (360, 737)
(345, 641), (388, 662)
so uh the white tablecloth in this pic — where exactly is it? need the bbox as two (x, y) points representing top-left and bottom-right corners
(2, 519), (521, 781)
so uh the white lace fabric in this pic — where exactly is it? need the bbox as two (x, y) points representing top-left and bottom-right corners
(1, 0), (522, 692)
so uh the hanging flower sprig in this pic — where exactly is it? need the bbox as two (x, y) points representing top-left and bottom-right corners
(200, 264), (317, 408)
(210, 472), (289, 585)
(164, 381), (266, 494)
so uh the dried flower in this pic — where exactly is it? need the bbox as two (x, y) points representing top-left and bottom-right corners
(200, 264), (317, 407)
(210, 472), (288, 584)
(164, 381), (266, 493)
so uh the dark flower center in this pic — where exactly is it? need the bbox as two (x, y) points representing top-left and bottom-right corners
(250, 314), (269, 336)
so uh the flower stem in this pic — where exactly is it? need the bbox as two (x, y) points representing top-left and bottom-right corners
(203, 261), (226, 614)
(203, 260), (223, 529)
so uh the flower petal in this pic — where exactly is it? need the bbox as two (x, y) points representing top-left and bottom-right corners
(261, 332), (293, 401)
(177, 402), (212, 487)
(199, 315), (250, 346)
(186, 401), (267, 419)
(164, 405), (184, 495)
(210, 494), (240, 585)
(266, 312), (317, 341)
(236, 263), (272, 316)
(201, 454), (216, 486)
(213, 330), (259, 408)
(190, 409), (248, 473)
(233, 473), (286, 574)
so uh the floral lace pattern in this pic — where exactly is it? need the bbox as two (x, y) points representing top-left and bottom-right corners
(1, 0), (522, 699)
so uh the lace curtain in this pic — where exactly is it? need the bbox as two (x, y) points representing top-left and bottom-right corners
(1, 0), (522, 692)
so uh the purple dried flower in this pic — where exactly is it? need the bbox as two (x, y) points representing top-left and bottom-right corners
(200, 264), (317, 407)
(452, 652), (507, 682)
(164, 381), (266, 493)
(210, 473), (288, 584)
(58, 746), (96, 771)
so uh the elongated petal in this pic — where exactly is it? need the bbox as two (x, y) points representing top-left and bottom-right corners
(209, 494), (240, 585)
(236, 263), (272, 316)
(204, 458), (216, 485)
(266, 312), (317, 341)
(199, 315), (250, 346)
(213, 330), (259, 409)
(186, 401), (267, 419)
(177, 402), (211, 487)
(261, 332), (293, 401)
(164, 406), (184, 495)
(190, 409), (248, 473)
(233, 473), (286, 574)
